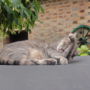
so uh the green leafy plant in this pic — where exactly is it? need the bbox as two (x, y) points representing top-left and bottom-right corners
(77, 45), (90, 56)
(0, 0), (44, 37)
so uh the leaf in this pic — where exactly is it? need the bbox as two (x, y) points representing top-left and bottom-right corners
(80, 45), (89, 52)
(12, 0), (21, 7)
(80, 53), (89, 56)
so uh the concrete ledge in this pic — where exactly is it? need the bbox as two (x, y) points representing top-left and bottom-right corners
(0, 56), (90, 90)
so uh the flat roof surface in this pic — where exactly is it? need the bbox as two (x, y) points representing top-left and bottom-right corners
(0, 56), (90, 90)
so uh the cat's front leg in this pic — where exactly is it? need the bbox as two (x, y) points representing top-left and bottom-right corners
(32, 58), (57, 65)
(57, 56), (68, 65)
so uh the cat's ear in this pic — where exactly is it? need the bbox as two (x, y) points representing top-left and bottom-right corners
(69, 33), (77, 39)
(74, 33), (77, 37)
(68, 33), (76, 41)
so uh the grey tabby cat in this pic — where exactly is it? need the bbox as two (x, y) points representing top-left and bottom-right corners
(0, 33), (78, 65)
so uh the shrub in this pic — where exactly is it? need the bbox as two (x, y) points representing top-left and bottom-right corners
(77, 45), (90, 56)
(0, 0), (44, 36)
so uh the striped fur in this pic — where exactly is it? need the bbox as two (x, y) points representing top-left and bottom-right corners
(0, 33), (77, 65)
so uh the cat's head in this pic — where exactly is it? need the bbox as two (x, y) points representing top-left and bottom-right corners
(69, 33), (77, 41)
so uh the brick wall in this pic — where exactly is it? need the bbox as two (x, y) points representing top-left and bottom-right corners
(29, 0), (90, 44)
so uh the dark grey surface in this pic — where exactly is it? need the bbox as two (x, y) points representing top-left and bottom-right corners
(0, 56), (90, 90)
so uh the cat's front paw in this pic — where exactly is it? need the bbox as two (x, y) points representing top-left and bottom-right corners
(59, 56), (68, 65)
(45, 58), (57, 65)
